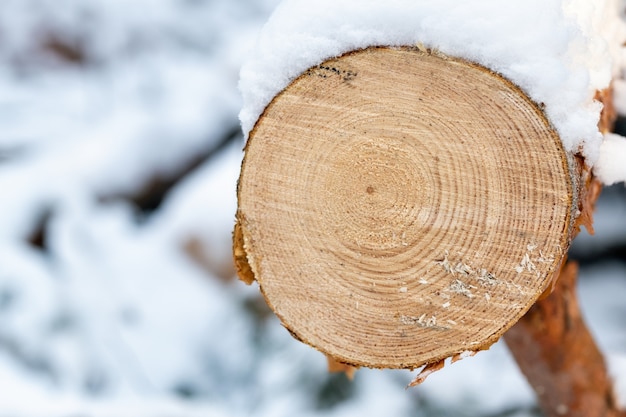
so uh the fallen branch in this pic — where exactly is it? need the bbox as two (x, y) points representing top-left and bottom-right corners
(504, 260), (625, 417)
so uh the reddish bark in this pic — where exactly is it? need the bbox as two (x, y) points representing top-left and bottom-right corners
(504, 261), (625, 417)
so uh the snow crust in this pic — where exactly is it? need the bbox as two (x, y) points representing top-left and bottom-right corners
(595, 133), (626, 185)
(239, 0), (624, 167)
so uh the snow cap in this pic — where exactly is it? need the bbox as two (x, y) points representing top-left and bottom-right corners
(240, 0), (625, 169)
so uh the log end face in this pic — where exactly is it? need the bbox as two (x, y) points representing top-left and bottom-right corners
(236, 47), (574, 370)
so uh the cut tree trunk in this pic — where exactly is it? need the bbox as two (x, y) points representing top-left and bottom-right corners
(234, 46), (587, 370)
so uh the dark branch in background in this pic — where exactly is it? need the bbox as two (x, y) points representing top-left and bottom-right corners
(569, 242), (626, 265)
(8, 29), (91, 75)
(611, 115), (626, 138)
(41, 32), (88, 66)
(100, 124), (242, 218)
(26, 208), (54, 253)
(0, 150), (14, 163)
(570, 184), (626, 267)
(0, 332), (57, 384)
(0, 146), (29, 164)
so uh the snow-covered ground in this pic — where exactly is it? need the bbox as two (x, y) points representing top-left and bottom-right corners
(0, 1), (625, 416)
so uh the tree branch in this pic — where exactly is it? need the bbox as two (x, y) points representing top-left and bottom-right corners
(504, 261), (625, 417)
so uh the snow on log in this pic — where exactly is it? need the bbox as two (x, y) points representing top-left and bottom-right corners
(234, 0), (625, 372)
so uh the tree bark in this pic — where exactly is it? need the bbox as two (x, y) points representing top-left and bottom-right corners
(504, 260), (625, 417)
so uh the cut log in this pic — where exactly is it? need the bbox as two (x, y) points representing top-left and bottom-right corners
(234, 46), (585, 370)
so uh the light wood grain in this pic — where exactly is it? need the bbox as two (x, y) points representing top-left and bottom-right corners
(235, 47), (574, 369)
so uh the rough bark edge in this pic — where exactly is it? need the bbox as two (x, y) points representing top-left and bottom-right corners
(233, 46), (587, 375)
(233, 217), (255, 285)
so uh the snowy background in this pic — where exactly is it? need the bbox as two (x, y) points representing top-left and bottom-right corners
(0, 1), (625, 416)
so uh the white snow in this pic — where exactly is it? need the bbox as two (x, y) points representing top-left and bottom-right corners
(0, 0), (625, 416)
(610, 354), (626, 409)
(239, 0), (625, 172)
(595, 133), (626, 185)
(614, 79), (626, 115)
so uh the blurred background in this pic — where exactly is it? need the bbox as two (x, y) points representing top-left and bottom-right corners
(0, 1), (625, 416)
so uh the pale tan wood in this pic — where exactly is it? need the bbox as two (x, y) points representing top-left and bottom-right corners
(235, 47), (576, 369)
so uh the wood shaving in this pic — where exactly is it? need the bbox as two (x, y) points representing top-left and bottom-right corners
(408, 359), (446, 387)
